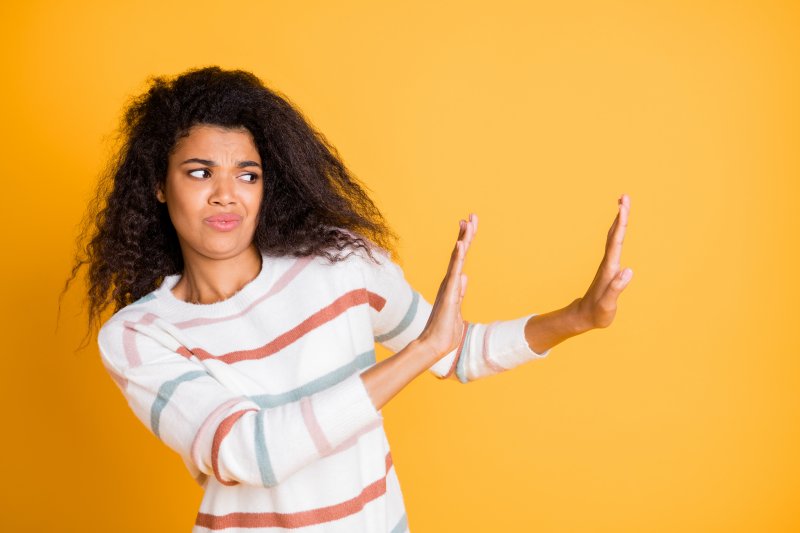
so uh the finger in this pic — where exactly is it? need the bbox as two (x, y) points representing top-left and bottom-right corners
(604, 195), (629, 269)
(440, 217), (474, 303)
(443, 236), (464, 285)
(607, 211), (619, 240)
(435, 223), (465, 302)
(598, 267), (633, 309)
(444, 240), (467, 304)
(463, 218), (475, 251)
(466, 213), (476, 242)
(469, 213), (478, 243)
(618, 194), (630, 227)
(448, 220), (467, 267)
(453, 219), (472, 253)
(622, 193), (631, 214)
(462, 213), (478, 252)
(605, 215), (619, 259)
(448, 220), (466, 268)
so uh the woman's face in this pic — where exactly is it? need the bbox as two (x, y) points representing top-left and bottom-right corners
(160, 124), (264, 264)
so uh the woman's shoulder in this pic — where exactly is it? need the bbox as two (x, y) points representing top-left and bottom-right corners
(319, 238), (411, 295)
(319, 238), (397, 277)
(97, 289), (162, 348)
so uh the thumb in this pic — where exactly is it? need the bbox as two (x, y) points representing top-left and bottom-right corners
(600, 268), (633, 306)
(609, 268), (633, 294)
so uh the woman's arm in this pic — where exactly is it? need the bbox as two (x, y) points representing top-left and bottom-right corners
(98, 318), (386, 489)
(523, 298), (589, 354)
(362, 194), (634, 407)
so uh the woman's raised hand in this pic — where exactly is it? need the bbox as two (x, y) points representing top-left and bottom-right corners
(417, 213), (478, 358)
(576, 194), (633, 329)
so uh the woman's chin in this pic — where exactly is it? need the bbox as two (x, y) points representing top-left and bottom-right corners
(192, 241), (256, 262)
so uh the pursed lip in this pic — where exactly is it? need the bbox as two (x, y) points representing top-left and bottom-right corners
(204, 213), (243, 231)
(205, 213), (243, 223)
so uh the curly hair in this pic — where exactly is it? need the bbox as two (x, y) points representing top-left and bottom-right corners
(64, 65), (397, 340)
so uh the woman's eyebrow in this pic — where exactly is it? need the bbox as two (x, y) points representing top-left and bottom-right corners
(180, 158), (262, 168)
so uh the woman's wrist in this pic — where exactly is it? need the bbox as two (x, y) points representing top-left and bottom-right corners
(524, 298), (594, 354)
(360, 336), (447, 410)
(567, 297), (596, 334)
(407, 337), (444, 366)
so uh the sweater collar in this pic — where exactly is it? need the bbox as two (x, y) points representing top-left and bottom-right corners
(153, 251), (278, 317)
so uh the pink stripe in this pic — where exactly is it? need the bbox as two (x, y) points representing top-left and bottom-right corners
(176, 289), (385, 364)
(195, 451), (393, 530)
(300, 396), (333, 455)
(122, 313), (157, 368)
(212, 408), (258, 486)
(100, 358), (128, 390)
(174, 256), (314, 329)
(191, 397), (247, 474)
(481, 321), (508, 373)
(329, 419), (383, 455)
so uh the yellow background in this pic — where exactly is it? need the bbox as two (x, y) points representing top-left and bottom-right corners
(1, 0), (798, 531)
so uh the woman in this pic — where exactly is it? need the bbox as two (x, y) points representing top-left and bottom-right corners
(68, 66), (632, 532)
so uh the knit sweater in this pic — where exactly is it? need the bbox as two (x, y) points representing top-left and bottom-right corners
(97, 245), (551, 532)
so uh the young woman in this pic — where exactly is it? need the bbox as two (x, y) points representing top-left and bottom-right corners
(68, 66), (632, 532)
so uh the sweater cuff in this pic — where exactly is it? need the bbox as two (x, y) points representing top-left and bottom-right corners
(309, 371), (383, 447)
(489, 313), (551, 369)
(427, 346), (458, 377)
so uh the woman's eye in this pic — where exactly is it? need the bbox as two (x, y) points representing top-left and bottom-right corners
(188, 169), (209, 179)
(240, 173), (259, 183)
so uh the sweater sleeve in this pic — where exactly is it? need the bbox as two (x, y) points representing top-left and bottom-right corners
(360, 248), (552, 382)
(97, 316), (383, 488)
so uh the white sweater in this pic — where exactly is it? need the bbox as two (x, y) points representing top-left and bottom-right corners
(97, 245), (551, 532)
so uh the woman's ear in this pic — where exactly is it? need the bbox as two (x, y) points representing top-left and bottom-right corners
(156, 184), (166, 203)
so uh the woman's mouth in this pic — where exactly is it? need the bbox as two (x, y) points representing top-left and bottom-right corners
(204, 213), (243, 232)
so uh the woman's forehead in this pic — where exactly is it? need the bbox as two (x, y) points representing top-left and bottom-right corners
(172, 124), (260, 160)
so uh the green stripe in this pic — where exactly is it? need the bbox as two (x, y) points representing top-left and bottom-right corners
(254, 410), (277, 487)
(250, 350), (376, 487)
(375, 290), (419, 343)
(132, 293), (156, 306)
(390, 512), (409, 533)
(151, 370), (207, 438)
(248, 350), (376, 408)
(249, 350), (376, 487)
(455, 323), (474, 384)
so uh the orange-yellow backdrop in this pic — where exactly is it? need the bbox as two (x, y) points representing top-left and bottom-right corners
(2, 1), (798, 531)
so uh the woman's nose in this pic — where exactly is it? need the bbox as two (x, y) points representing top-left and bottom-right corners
(209, 176), (235, 205)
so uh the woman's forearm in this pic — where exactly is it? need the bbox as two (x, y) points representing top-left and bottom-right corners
(360, 339), (440, 411)
(361, 300), (593, 411)
(524, 298), (593, 354)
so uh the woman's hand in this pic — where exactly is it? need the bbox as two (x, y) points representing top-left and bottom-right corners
(360, 215), (477, 409)
(416, 213), (478, 359)
(575, 194), (633, 329)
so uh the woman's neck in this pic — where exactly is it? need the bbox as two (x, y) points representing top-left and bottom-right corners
(172, 245), (263, 305)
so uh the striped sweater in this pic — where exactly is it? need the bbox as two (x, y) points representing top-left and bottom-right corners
(97, 245), (551, 532)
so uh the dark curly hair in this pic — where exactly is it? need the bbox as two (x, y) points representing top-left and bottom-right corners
(64, 65), (397, 341)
